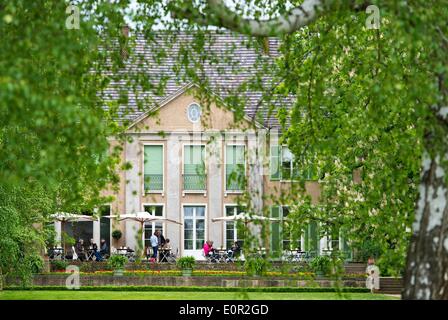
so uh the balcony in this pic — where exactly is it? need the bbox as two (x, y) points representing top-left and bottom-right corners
(225, 174), (245, 193)
(144, 174), (163, 192)
(183, 174), (207, 192)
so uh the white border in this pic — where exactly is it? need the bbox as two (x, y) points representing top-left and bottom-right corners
(224, 143), (246, 195)
(142, 143), (165, 195)
(181, 143), (207, 196)
(186, 102), (202, 123)
(181, 203), (208, 256)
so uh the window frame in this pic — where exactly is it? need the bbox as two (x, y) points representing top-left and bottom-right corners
(224, 143), (246, 194)
(142, 203), (165, 249)
(181, 204), (207, 253)
(182, 143), (207, 194)
(223, 204), (246, 249)
(142, 143), (165, 194)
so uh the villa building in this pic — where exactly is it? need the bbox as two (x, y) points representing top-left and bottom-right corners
(54, 31), (350, 260)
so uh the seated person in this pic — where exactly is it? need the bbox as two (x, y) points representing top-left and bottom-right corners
(162, 238), (172, 250)
(90, 238), (108, 262)
(88, 238), (101, 261)
(228, 241), (241, 257)
(160, 239), (172, 262)
(99, 239), (108, 256)
(203, 240), (218, 261)
(75, 239), (87, 261)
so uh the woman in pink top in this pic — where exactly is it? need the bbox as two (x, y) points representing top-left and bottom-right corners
(203, 240), (213, 256)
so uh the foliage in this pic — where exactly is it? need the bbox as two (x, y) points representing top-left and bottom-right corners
(4, 285), (370, 293)
(176, 256), (196, 270)
(353, 239), (383, 263)
(111, 230), (122, 240)
(0, 0), (136, 281)
(61, 232), (76, 248)
(50, 260), (68, 271)
(0, 184), (52, 281)
(310, 256), (332, 276)
(26, 254), (44, 274)
(244, 256), (270, 276)
(107, 255), (128, 270)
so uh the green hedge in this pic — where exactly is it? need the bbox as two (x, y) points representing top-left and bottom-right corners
(4, 285), (369, 293)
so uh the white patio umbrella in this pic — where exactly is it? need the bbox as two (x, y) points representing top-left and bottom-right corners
(104, 212), (182, 254)
(50, 212), (97, 251)
(212, 213), (279, 223)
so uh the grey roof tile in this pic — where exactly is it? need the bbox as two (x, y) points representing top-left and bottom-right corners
(102, 30), (294, 128)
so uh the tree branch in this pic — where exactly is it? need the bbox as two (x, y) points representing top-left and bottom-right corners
(171, 0), (331, 37)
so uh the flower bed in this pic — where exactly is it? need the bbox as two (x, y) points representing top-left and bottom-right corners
(47, 269), (316, 278)
(4, 285), (370, 293)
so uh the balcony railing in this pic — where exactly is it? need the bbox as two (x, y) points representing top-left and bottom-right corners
(183, 174), (206, 191)
(144, 174), (163, 191)
(225, 174), (245, 192)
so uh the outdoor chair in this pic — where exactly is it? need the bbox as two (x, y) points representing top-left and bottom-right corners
(71, 246), (78, 261)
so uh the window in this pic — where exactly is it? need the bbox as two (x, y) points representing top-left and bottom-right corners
(99, 205), (111, 254)
(143, 205), (164, 248)
(225, 206), (245, 249)
(281, 207), (291, 250)
(270, 206), (301, 255)
(183, 145), (206, 191)
(270, 146), (318, 181)
(183, 206), (205, 250)
(187, 103), (202, 123)
(303, 221), (320, 255)
(281, 148), (295, 180)
(144, 145), (163, 191)
(225, 145), (245, 191)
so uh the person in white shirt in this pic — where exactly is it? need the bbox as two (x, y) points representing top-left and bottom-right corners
(150, 230), (159, 260)
(366, 257), (380, 292)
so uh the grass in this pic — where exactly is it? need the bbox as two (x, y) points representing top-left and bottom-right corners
(0, 290), (398, 300)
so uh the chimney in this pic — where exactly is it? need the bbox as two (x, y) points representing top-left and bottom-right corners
(262, 37), (270, 55)
(120, 25), (129, 60)
(122, 25), (130, 38)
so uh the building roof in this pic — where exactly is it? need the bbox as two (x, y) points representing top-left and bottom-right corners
(102, 30), (293, 129)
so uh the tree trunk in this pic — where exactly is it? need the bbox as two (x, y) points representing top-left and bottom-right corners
(403, 151), (448, 299)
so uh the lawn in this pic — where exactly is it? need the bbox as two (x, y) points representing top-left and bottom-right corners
(0, 291), (398, 300)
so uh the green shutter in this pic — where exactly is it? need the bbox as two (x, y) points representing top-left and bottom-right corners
(270, 145), (281, 180)
(226, 145), (245, 190)
(184, 145), (205, 190)
(308, 221), (319, 256)
(270, 206), (281, 256)
(144, 145), (163, 190)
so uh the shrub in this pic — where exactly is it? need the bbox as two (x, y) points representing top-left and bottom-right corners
(353, 240), (383, 262)
(111, 230), (122, 240)
(244, 256), (270, 276)
(26, 254), (44, 274)
(5, 285), (370, 293)
(310, 256), (332, 276)
(51, 260), (68, 271)
(107, 255), (127, 270)
(176, 256), (196, 270)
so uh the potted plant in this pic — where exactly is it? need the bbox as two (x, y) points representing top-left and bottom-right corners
(51, 260), (68, 272)
(310, 256), (332, 277)
(244, 256), (269, 277)
(108, 254), (128, 276)
(176, 256), (196, 276)
(112, 229), (122, 241)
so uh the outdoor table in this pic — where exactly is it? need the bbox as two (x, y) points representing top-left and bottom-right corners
(87, 247), (96, 261)
(216, 249), (228, 262)
(293, 250), (307, 262)
(51, 247), (64, 260)
(117, 248), (128, 256)
(159, 248), (172, 262)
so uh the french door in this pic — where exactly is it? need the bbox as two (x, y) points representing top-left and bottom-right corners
(183, 205), (206, 258)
